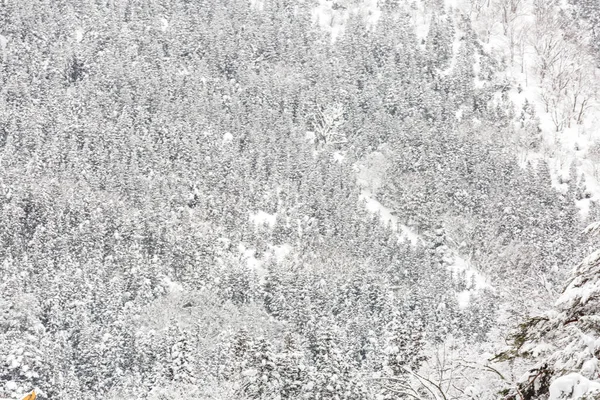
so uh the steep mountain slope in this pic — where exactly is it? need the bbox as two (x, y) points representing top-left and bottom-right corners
(0, 0), (598, 399)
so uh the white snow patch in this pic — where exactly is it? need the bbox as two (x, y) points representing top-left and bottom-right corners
(270, 244), (292, 263)
(238, 243), (265, 276)
(360, 191), (394, 225)
(447, 252), (491, 308)
(222, 131), (233, 143)
(333, 151), (345, 163)
(312, 0), (381, 43)
(160, 17), (169, 32)
(450, 253), (489, 289)
(549, 373), (600, 400)
(464, 385), (480, 398)
(356, 144), (490, 308)
(359, 191), (420, 245)
(0, 34), (7, 63)
(356, 150), (389, 193)
(455, 109), (463, 121)
(581, 358), (598, 378)
(162, 276), (183, 293)
(438, 22), (464, 78)
(250, 211), (277, 228)
(74, 28), (84, 43)
(464, 0), (600, 210)
(356, 149), (420, 244)
(583, 221), (600, 236)
(245, 253), (261, 271)
(457, 291), (472, 309)
(249, 0), (265, 11)
(178, 66), (190, 76)
(242, 368), (259, 377)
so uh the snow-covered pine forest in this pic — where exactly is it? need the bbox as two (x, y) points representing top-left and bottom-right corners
(1, 0), (600, 398)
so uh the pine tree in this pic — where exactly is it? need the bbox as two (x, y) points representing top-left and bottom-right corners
(567, 160), (579, 200)
(496, 237), (600, 398)
(519, 99), (542, 149)
(305, 323), (366, 399)
(278, 333), (308, 399)
(241, 337), (280, 399)
(169, 328), (196, 385)
(426, 13), (454, 70)
(451, 39), (475, 107)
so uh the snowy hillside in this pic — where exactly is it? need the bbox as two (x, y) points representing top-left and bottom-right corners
(1, 0), (599, 399)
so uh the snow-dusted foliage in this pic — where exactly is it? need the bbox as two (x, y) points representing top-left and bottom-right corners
(0, 0), (599, 398)
(495, 223), (600, 399)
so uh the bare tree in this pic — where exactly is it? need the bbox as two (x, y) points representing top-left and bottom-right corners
(372, 338), (508, 399)
(527, 0), (600, 131)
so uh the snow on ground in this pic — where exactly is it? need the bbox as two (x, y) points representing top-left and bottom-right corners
(270, 243), (292, 264)
(312, 0), (381, 42)
(249, 0), (265, 11)
(159, 17), (169, 32)
(355, 149), (420, 245)
(222, 131), (233, 143)
(410, 0), (431, 41)
(238, 243), (266, 277)
(332, 151), (345, 163)
(355, 149), (388, 193)
(359, 190), (420, 245)
(308, 0), (600, 215)
(356, 148), (491, 307)
(465, 0), (600, 214)
(446, 251), (492, 308)
(237, 242), (293, 283)
(0, 34), (8, 63)
(74, 27), (84, 43)
(249, 210), (277, 228)
(162, 275), (184, 294)
(358, 178), (490, 308)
